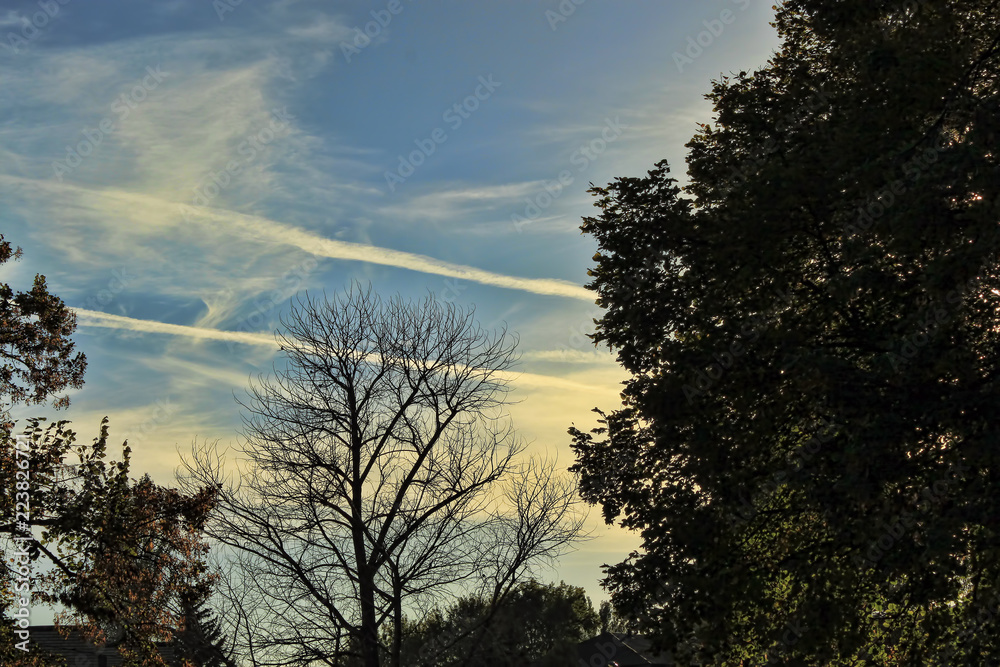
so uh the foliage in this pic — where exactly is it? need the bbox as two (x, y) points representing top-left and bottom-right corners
(0, 234), (86, 413)
(597, 600), (631, 636)
(400, 580), (600, 666)
(0, 236), (218, 664)
(2, 419), (219, 665)
(0, 624), (66, 667)
(570, 0), (1000, 663)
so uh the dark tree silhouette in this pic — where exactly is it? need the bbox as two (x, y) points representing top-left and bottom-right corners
(1, 420), (219, 666)
(570, 0), (1000, 663)
(174, 594), (237, 667)
(184, 285), (586, 667)
(0, 236), (218, 665)
(0, 234), (86, 413)
(400, 579), (600, 667)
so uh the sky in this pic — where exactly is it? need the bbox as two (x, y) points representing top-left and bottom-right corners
(1, 0), (781, 611)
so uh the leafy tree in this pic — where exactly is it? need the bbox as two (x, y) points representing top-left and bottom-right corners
(0, 237), (218, 665)
(400, 580), (600, 666)
(2, 419), (219, 666)
(0, 624), (65, 667)
(183, 285), (587, 667)
(0, 235), (86, 413)
(570, 0), (1000, 663)
(597, 600), (630, 636)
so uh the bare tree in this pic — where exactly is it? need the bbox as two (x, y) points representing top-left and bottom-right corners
(182, 285), (587, 667)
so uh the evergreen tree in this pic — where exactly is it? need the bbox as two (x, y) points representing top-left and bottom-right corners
(174, 595), (236, 667)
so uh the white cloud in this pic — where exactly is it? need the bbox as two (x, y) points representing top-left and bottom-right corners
(520, 349), (615, 364)
(75, 308), (278, 348)
(3, 173), (592, 301)
(74, 308), (613, 397)
(422, 182), (548, 204)
(376, 181), (548, 226)
(186, 204), (594, 300)
(0, 11), (25, 28)
(287, 15), (353, 42)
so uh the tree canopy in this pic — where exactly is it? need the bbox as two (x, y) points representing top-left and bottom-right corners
(400, 579), (600, 666)
(0, 237), (219, 666)
(0, 235), (86, 414)
(570, 0), (1000, 663)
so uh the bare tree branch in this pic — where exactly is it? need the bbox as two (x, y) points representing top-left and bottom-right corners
(179, 285), (587, 667)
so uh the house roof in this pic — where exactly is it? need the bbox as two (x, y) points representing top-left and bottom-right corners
(574, 632), (674, 666)
(23, 626), (175, 666)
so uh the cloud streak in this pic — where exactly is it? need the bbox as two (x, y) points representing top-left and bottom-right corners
(75, 308), (278, 348)
(1, 175), (592, 302)
(74, 308), (607, 392)
(184, 204), (594, 301)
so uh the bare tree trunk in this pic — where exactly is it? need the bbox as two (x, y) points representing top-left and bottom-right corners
(179, 284), (588, 667)
(390, 562), (402, 667)
(358, 569), (381, 667)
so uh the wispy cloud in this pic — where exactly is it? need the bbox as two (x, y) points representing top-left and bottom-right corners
(184, 205), (594, 301)
(286, 15), (353, 42)
(2, 174), (592, 301)
(520, 349), (615, 364)
(74, 308), (607, 393)
(75, 308), (277, 348)
(0, 11), (25, 28)
(376, 181), (549, 229)
(0, 0), (785, 613)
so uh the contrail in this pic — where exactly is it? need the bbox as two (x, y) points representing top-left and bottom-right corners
(0, 176), (594, 301)
(75, 308), (277, 348)
(74, 309), (607, 391)
(184, 205), (594, 301)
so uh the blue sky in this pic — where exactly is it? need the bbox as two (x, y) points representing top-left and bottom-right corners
(1, 0), (780, 609)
